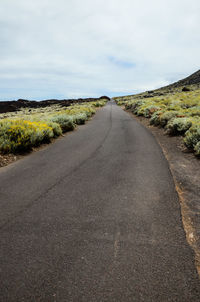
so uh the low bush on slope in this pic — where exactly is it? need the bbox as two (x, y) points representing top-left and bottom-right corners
(116, 89), (200, 157)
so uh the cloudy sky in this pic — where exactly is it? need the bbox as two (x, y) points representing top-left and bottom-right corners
(0, 0), (200, 100)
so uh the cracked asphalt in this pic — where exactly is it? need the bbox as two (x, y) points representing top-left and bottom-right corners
(0, 101), (199, 301)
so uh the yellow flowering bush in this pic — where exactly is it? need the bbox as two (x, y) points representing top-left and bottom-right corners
(0, 120), (53, 153)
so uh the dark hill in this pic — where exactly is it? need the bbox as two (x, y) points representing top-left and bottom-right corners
(164, 69), (200, 89)
(0, 96), (110, 114)
(141, 69), (200, 98)
(115, 69), (200, 100)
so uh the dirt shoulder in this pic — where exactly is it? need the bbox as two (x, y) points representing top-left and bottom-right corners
(0, 142), (56, 168)
(127, 110), (200, 276)
(0, 153), (20, 167)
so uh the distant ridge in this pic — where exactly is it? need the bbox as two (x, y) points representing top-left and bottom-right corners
(164, 69), (200, 89)
(114, 69), (200, 100)
(0, 96), (110, 114)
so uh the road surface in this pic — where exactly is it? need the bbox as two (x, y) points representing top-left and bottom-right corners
(0, 101), (199, 301)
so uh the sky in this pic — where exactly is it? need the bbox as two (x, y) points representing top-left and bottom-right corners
(0, 0), (200, 100)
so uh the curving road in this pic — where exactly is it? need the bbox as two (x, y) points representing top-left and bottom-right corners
(0, 101), (199, 301)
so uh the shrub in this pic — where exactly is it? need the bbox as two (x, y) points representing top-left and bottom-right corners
(159, 111), (180, 127)
(136, 106), (146, 116)
(150, 110), (163, 126)
(50, 115), (75, 132)
(143, 105), (161, 118)
(133, 101), (146, 115)
(184, 124), (200, 149)
(180, 99), (199, 109)
(93, 100), (107, 107)
(125, 102), (133, 110)
(83, 107), (95, 117)
(0, 120), (54, 153)
(44, 121), (62, 137)
(68, 106), (96, 118)
(117, 100), (126, 106)
(194, 141), (200, 156)
(167, 101), (182, 111)
(165, 118), (192, 135)
(186, 106), (200, 117)
(73, 113), (88, 125)
(126, 100), (145, 114)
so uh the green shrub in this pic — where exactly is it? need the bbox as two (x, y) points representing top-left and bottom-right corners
(136, 106), (146, 116)
(128, 100), (145, 114)
(184, 124), (200, 149)
(125, 102), (134, 110)
(167, 102), (182, 111)
(117, 100), (126, 106)
(165, 118), (192, 135)
(73, 113), (88, 125)
(44, 121), (62, 137)
(84, 108), (95, 117)
(180, 99), (199, 109)
(159, 111), (180, 127)
(71, 106), (95, 118)
(93, 100), (107, 107)
(194, 141), (200, 156)
(143, 105), (161, 118)
(150, 110), (163, 126)
(50, 115), (75, 132)
(186, 106), (200, 117)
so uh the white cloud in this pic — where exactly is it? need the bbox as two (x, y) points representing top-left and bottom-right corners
(0, 0), (200, 99)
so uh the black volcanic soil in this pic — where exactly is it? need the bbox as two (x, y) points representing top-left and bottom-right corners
(0, 96), (110, 114)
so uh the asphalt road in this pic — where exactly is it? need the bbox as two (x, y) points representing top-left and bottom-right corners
(0, 101), (199, 301)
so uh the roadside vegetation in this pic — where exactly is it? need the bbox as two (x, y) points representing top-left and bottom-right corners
(115, 87), (200, 157)
(0, 100), (107, 154)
